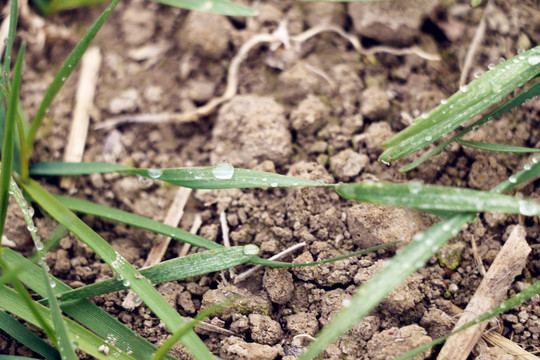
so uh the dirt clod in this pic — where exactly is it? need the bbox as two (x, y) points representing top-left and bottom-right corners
(220, 336), (281, 360)
(366, 324), (432, 360)
(263, 267), (294, 305)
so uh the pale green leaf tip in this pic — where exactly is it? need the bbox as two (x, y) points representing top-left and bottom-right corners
(243, 244), (259, 256)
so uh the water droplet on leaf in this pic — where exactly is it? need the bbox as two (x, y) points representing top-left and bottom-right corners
(212, 161), (234, 180)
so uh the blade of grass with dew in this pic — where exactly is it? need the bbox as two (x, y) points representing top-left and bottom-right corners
(39, 0), (255, 16)
(400, 80), (540, 172)
(153, 0), (255, 16)
(1, 0), (18, 81)
(8, 176), (79, 360)
(54, 245), (259, 302)
(300, 156), (540, 359)
(0, 310), (59, 360)
(153, 298), (237, 360)
(55, 194), (401, 268)
(0, 43), (24, 237)
(26, 0), (120, 159)
(29, 161), (328, 189)
(22, 179), (214, 360)
(380, 46), (540, 164)
(0, 285), (135, 360)
(42, 268), (77, 360)
(456, 139), (540, 153)
(395, 279), (540, 360)
(298, 212), (476, 359)
(0, 257), (57, 345)
(336, 181), (539, 217)
(3, 248), (176, 360)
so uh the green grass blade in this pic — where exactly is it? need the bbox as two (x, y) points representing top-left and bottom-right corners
(456, 139), (540, 153)
(3, 248), (176, 360)
(380, 46), (540, 163)
(0, 43), (24, 237)
(299, 213), (477, 359)
(43, 269), (77, 359)
(55, 246), (259, 302)
(400, 80), (540, 172)
(40, 0), (254, 16)
(493, 156), (540, 194)
(30, 161), (328, 189)
(336, 181), (539, 216)
(0, 285), (135, 360)
(56, 195), (221, 250)
(26, 0), (120, 156)
(0, 311), (60, 360)
(22, 179), (214, 359)
(153, 0), (255, 16)
(1, 0), (18, 79)
(395, 279), (540, 360)
(0, 258), (57, 346)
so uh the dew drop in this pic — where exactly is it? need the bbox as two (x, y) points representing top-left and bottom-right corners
(243, 244), (259, 255)
(488, 63), (496, 70)
(509, 176), (517, 183)
(420, 112), (429, 119)
(524, 163), (532, 171)
(61, 77), (66, 82)
(381, 160), (390, 166)
(459, 85), (468, 93)
(123, 279), (130, 287)
(519, 200), (538, 216)
(118, 274), (124, 281)
(440, 99), (447, 104)
(498, 57), (506, 64)
(518, 48), (525, 54)
(270, 182), (278, 187)
(50, 280), (56, 288)
(532, 156), (539, 164)
(148, 168), (163, 179)
(500, 302), (507, 309)
(342, 299), (351, 308)
(474, 71), (483, 78)
(28, 207), (34, 217)
(27, 224), (36, 232)
(262, 178), (267, 182)
(212, 161), (234, 180)
(35, 241), (44, 251)
(424, 135), (433, 142)
(111, 261), (119, 269)
(527, 55), (540, 65)
(442, 223), (451, 232)
(408, 181), (422, 194)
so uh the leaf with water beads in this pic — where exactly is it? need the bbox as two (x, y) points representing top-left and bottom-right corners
(457, 140), (540, 153)
(380, 46), (540, 164)
(30, 161), (328, 189)
(336, 181), (539, 217)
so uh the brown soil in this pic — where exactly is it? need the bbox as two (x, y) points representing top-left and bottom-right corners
(2, 0), (540, 359)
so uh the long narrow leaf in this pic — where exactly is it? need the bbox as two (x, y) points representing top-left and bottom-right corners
(0, 311), (59, 360)
(30, 161), (328, 189)
(0, 285), (134, 360)
(400, 80), (540, 172)
(41, 0), (255, 16)
(457, 139), (540, 153)
(26, 0), (120, 156)
(0, 44), (24, 236)
(3, 248), (176, 360)
(22, 179), (214, 359)
(380, 46), (540, 163)
(337, 181), (539, 216)
(1, 0), (18, 78)
(54, 246), (259, 302)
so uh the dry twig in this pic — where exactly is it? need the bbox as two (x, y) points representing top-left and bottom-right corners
(438, 225), (531, 360)
(61, 47), (102, 189)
